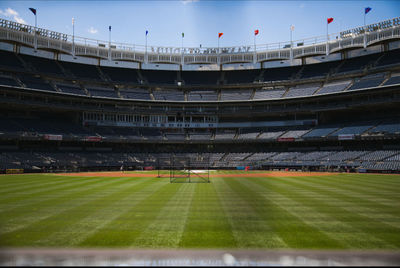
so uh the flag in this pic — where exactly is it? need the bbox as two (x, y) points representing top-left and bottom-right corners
(218, 32), (223, 38)
(290, 25), (295, 31)
(72, 18), (75, 26)
(365, 7), (372, 14)
(327, 18), (334, 24)
(182, 32), (184, 38)
(146, 30), (148, 35)
(109, 26), (111, 31)
(254, 29), (259, 36)
(29, 8), (36, 15)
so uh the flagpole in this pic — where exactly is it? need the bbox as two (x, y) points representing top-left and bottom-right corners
(35, 12), (37, 51)
(364, 11), (367, 48)
(290, 25), (293, 65)
(218, 35), (220, 65)
(33, 10), (37, 51)
(218, 36), (219, 54)
(326, 20), (329, 56)
(72, 18), (75, 57)
(145, 31), (148, 64)
(253, 33), (256, 64)
(181, 33), (184, 66)
(108, 26), (111, 61)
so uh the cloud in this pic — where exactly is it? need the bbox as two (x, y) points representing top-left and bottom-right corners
(88, 26), (98, 34)
(0, 8), (26, 24)
(182, 0), (199, 5)
(14, 16), (26, 24)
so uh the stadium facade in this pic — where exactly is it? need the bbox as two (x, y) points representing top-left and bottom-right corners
(0, 17), (400, 173)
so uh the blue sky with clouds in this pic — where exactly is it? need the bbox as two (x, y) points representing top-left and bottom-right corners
(0, 0), (399, 48)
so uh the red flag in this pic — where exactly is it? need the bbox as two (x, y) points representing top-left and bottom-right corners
(254, 29), (259, 36)
(218, 32), (223, 38)
(327, 18), (334, 24)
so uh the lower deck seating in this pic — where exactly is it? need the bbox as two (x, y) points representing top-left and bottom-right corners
(153, 89), (184, 101)
(87, 86), (119, 98)
(347, 73), (386, 91)
(119, 88), (151, 100)
(1, 150), (400, 171)
(253, 88), (285, 100)
(0, 75), (19, 87)
(220, 89), (253, 101)
(284, 84), (320, 98)
(187, 90), (218, 101)
(57, 83), (87, 95)
(316, 80), (350, 95)
(383, 74), (400, 86)
(18, 73), (56, 92)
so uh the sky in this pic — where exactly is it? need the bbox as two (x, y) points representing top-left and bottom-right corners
(0, 0), (399, 49)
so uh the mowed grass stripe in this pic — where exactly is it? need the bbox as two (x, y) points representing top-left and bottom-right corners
(214, 178), (288, 249)
(284, 176), (400, 221)
(335, 174), (400, 185)
(0, 176), (128, 214)
(248, 177), (399, 249)
(0, 176), (142, 235)
(299, 174), (399, 196)
(290, 175), (398, 205)
(313, 174), (400, 192)
(0, 176), (109, 204)
(130, 182), (196, 248)
(274, 177), (400, 231)
(178, 182), (237, 248)
(77, 180), (182, 247)
(0, 176), (100, 196)
(298, 175), (400, 205)
(228, 178), (345, 249)
(0, 175), (75, 191)
(0, 173), (399, 249)
(23, 177), (165, 247)
(0, 177), (155, 246)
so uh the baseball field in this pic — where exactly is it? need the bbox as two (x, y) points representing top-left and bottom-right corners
(0, 170), (399, 249)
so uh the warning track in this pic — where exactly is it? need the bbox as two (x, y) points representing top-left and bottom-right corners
(56, 171), (336, 178)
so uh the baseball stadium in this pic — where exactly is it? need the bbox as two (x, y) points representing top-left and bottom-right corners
(0, 1), (399, 266)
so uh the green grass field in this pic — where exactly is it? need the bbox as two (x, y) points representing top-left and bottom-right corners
(0, 171), (399, 249)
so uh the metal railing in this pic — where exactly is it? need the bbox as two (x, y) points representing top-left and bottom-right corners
(0, 17), (399, 65)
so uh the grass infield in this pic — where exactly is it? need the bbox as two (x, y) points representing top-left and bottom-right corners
(0, 171), (399, 249)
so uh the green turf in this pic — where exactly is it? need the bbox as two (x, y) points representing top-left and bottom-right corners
(0, 171), (399, 249)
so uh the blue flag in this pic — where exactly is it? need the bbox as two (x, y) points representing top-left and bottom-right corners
(109, 26), (111, 31)
(29, 8), (36, 15)
(146, 30), (148, 36)
(365, 7), (372, 14)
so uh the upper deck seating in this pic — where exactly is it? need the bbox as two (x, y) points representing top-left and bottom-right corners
(60, 61), (102, 81)
(224, 69), (260, 84)
(181, 71), (221, 85)
(19, 54), (64, 76)
(141, 70), (178, 85)
(100, 66), (140, 84)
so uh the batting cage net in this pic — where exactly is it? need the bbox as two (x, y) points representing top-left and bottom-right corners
(169, 154), (210, 183)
